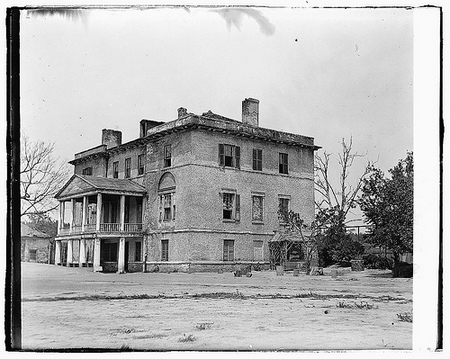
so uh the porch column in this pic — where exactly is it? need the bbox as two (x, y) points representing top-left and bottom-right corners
(93, 237), (102, 272)
(67, 240), (73, 266)
(118, 237), (126, 274)
(79, 238), (86, 267)
(96, 193), (103, 231)
(120, 195), (126, 231)
(69, 198), (75, 234)
(55, 240), (61, 265)
(57, 201), (62, 235)
(81, 196), (87, 232)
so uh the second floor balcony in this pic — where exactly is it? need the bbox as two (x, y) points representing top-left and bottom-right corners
(55, 174), (147, 237)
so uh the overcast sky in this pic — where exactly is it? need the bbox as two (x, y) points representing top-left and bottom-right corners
(20, 6), (414, 221)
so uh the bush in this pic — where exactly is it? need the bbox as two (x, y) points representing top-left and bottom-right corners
(392, 261), (413, 278)
(330, 239), (365, 264)
(363, 254), (394, 270)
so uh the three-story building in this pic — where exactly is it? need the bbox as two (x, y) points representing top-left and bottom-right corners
(54, 98), (320, 273)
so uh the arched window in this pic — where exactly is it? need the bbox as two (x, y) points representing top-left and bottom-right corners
(158, 172), (176, 222)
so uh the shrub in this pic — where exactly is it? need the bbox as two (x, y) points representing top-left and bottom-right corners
(392, 262), (413, 278)
(363, 254), (394, 270)
(397, 311), (413, 322)
(178, 334), (197, 343)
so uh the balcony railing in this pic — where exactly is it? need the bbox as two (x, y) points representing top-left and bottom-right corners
(100, 223), (121, 232)
(124, 223), (143, 232)
(58, 223), (143, 235)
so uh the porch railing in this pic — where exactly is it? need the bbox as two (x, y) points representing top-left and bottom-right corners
(59, 222), (143, 235)
(124, 223), (143, 232)
(100, 223), (121, 232)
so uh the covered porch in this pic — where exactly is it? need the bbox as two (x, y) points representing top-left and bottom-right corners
(55, 174), (147, 273)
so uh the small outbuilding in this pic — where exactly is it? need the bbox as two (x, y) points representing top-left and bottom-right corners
(21, 223), (54, 264)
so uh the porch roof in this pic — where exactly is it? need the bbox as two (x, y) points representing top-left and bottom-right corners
(55, 174), (146, 200)
(270, 230), (312, 242)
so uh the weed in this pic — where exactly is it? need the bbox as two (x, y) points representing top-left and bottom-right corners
(354, 301), (378, 310)
(336, 301), (378, 310)
(196, 322), (213, 330)
(178, 334), (197, 343)
(397, 311), (413, 322)
(336, 301), (354, 309)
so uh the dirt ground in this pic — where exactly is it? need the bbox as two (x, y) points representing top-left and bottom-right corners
(21, 262), (412, 351)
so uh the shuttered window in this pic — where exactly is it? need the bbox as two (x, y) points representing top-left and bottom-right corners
(253, 149), (262, 171)
(218, 144), (240, 169)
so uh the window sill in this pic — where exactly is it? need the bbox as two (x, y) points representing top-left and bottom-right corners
(222, 219), (237, 223)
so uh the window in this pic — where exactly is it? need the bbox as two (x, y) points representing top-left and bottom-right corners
(82, 167), (93, 176)
(113, 161), (119, 178)
(252, 195), (264, 222)
(134, 241), (142, 262)
(138, 154), (145, 175)
(222, 192), (240, 221)
(158, 173), (176, 223)
(159, 193), (175, 222)
(161, 240), (169, 261)
(278, 196), (290, 222)
(218, 144), (240, 168)
(279, 153), (288, 174)
(253, 240), (263, 261)
(125, 158), (131, 178)
(164, 145), (171, 167)
(253, 149), (262, 171)
(223, 240), (235, 261)
(29, 249), (37, 261)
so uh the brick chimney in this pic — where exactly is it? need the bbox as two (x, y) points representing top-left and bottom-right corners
(178, 107), (188, 119)
(102, 129), (122, 149)
(242, 98), (259, 127)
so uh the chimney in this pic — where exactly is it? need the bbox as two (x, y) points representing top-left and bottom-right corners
(102, 129), (122, 149)
(178, 107), (188, 119)
(242, 98), (259, 127)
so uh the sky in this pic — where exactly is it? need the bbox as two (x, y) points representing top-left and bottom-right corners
(19, 6), (414, 223)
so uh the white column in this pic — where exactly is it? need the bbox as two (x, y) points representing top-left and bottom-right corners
(55, 240), (61, 265)
(79, 238), (86, 267)
(69, 198), (75, 233)
(81, 196), (87, 232)
(96, 193), (102, 231)
(120, 195), (126, 231)
(93, 237), (102, 272)
(57, 202), (62, 235)
(118, 237), (126, 274)
(67, 240), (73, 266)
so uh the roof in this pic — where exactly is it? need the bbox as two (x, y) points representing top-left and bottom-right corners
(55, 174), (146, 200)
(21, 223), (52, 238)
(71, 109), (320, 164)
(270, 230), (312, 242)
(146, 112), (320, 149)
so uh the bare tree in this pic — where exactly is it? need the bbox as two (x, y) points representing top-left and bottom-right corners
(20, 136), (71, 218)
(314, 137), (372, 222)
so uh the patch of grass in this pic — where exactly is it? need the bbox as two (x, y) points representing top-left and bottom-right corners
(196, 322), (213, 330)
(397, 311), (413, 322)
(336, 301), (354, 309)
(178, 334), (197, 343)
(354, 301), (378, 310)
(134, 333), (168, 339)
(336, 301), (378, 310)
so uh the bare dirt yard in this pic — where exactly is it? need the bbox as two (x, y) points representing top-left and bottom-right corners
(21, 262), (412, 351)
